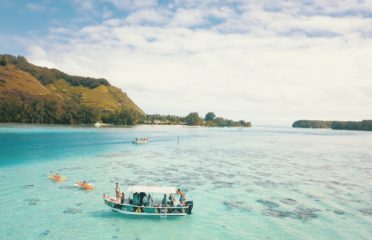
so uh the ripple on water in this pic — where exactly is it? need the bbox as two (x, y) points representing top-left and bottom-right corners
(63, 208), (82, 214)
(359, 208), (372, 217)
(254, 180), (278, 188)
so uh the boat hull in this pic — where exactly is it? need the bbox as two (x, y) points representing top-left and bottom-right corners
(104, 198), (189, 217)
(111, 207), (186, 216)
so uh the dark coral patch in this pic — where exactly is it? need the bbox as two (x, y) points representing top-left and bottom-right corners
(223, 201), (251, 212)
(256, 199), (280, 208)
(280, 198), (297, 205)
(261, 208), (292, 218)
(334, 210), (345, 215)
(26, 198), (40, 206)
(291, 207), (320, 221)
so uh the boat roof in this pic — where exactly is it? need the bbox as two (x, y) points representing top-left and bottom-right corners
(126, 185), (177, 194)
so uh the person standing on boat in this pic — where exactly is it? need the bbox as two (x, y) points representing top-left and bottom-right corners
(115, 183), (121, 202)
(176, 188), (184, 200)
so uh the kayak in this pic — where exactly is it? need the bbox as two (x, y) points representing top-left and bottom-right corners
(48, 175), (66, 183)
(75, 182), (94, 190)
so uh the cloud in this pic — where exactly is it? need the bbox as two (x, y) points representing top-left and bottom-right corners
(105, 0), (158, 10)
(26, 2), (47, 12)
(20, 0), (372, 124)
(126, 9), (169, 25)
(170, 8), (205, 27)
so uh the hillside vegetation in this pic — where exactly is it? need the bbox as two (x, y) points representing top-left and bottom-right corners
(292, 120), (372, 131)
(0, 54), (252, 127)
(0, 54), (144, 124)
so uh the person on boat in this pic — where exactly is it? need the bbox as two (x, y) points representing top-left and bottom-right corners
(176, 188), (184, 198)
(120, 192), (125, 204)
(162, 194), (167, 206)
(179, 193), (187, 206)
(170, 194), (180, 206)
(168, 194), (172, 206)
(145, 194), (152, 206)
(139, 192), (147, 205)
(115, 183), (120, 201)
(133, 192), (140, 206)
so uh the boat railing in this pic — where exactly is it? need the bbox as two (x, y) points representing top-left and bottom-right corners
(104, 197), (188, 210)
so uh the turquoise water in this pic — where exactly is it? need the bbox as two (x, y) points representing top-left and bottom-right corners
(0, 124), (371, 240)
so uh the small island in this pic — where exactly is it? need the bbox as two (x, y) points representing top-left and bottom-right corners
(0, 54), (251, 128)
(292, 120), (372, 131)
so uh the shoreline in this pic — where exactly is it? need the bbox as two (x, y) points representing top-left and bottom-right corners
(0, 122), (252, 128)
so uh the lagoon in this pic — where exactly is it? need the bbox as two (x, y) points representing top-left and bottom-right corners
(0, 124), (371, 240)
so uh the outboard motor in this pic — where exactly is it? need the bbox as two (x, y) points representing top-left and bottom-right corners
(186, 201), (193, 214)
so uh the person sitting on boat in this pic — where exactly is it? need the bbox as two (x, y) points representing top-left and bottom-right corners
(161, 194), (167, 206)
(170, 194), (180, 206)
(120, 192), (125, 204)
(115, 183), (121, 202)
(139, 192), (147, 205)
(148, 194), (154, 206)
(133, 192), (140, 206)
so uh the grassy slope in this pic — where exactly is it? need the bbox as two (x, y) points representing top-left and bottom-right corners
(47, 80), (144, 113)
(0, 65), (50, 97)
(0, 63), (144, 115)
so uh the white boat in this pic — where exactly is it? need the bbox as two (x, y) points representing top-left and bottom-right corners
(132, 138), (149, 144)
(103, 186), (193, 216)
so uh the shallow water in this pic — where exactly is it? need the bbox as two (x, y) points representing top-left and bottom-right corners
(0, 124), (371, 240)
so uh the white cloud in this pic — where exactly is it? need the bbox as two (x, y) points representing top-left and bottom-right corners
(126, 9), (169, 24)
(26, 2), (46, 12)
(105, 0), (158, 10)
(170, 8), (206, 27)
(23, 0), (372, 124)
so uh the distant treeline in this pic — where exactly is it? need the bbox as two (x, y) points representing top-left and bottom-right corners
(0, 95), (143, 125)
(0, 54), (109, 88)
(292, 120), (372, 131)
(0, 97), (251, 127)
(146, 112), (252, 127)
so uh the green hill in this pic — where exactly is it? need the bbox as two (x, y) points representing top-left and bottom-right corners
(0, 54), (144, 124)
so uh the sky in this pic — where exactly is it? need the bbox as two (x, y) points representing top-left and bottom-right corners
(1, 0), (372, 125)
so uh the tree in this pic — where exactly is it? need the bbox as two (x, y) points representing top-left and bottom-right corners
(205, 112), (216, 121)
(185, 112), (201, 125)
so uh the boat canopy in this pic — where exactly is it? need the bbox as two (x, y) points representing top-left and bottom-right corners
(126, 185), (177, 194)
